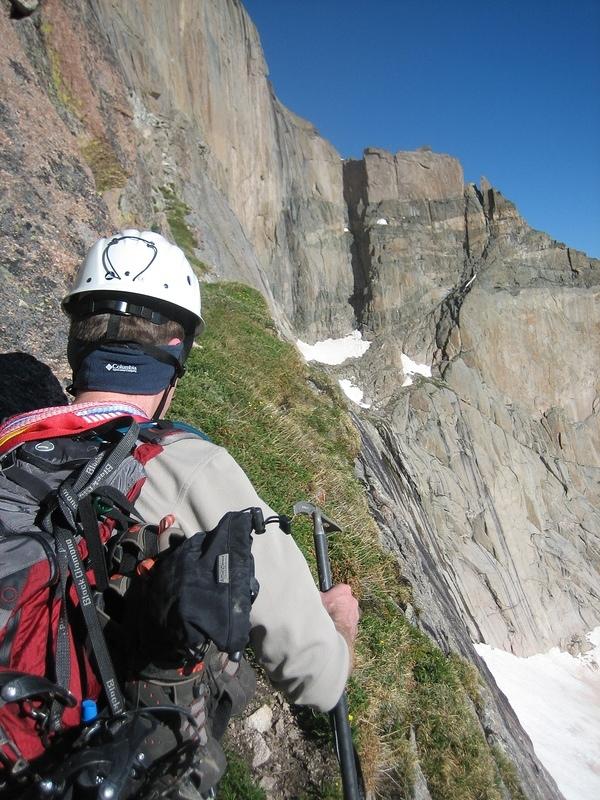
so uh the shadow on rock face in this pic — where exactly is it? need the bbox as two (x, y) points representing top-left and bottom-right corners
(0, 353), (69, 422)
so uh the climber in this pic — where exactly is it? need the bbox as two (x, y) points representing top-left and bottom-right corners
(62, 228), (359, 699)
(0, 230), (359, 795)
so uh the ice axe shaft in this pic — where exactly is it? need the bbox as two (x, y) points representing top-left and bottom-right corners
(293, 501), (363, 800)
(293, 500), (340, 592)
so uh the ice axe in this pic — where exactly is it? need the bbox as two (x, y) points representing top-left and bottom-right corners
(293, 501), (365, 800)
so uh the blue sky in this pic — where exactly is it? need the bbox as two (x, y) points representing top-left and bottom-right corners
(244, 1), (600, 257)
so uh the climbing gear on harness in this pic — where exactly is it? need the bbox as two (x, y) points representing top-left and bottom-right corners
(293, 501), (365, 800)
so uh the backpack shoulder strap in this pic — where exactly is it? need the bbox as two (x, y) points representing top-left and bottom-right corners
(137, 420), (211, 447)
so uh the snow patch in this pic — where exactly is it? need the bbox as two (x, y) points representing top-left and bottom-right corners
(376, 218), (388, 225)
(296, 331), (370, 365)
(475, 628), (600, 800)
(464, 272), (477, 289)
(401, 353), (431, 387)
(339, 379), (371, 409)
(343, 226), (350, 232)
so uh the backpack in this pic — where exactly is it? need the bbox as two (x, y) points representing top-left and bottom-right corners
(0, 408), (267, 799)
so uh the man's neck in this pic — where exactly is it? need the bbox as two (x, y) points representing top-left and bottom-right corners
(73, 391), (158, 419)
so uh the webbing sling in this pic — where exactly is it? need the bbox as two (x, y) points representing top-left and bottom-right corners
(59, 420), (141, 520)
(53, 525), (124, 716)
(50, 421), (142, 718)
(50, 541), (71, 732)
(79, 495), (110, 593)
(79, 485), (143, 594)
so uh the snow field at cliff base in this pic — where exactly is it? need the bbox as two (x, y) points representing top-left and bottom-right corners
(476, 630), (600, 800)
(297, 332), (600, 800)
(296, 330), (431, 409)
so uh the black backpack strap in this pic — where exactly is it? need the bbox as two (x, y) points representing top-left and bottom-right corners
(91, 484), (141, 522)
(73, 420), (140, 496)
(138, 419), (211, 446)
(49, 544), (72, 733)
(49, 422), (142, 719)
(52, 420), (141, 593)
(79, 484), (146, 592)
(79, 494), (110, 593)
(53, 522), (125, 717)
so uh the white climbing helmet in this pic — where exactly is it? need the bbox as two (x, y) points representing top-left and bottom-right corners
(62, 229), (204, 336)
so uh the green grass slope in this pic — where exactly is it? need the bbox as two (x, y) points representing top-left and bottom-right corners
(170, 282), (525, 800)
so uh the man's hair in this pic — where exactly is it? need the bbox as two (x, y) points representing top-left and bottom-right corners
(69, 313), (185, 345)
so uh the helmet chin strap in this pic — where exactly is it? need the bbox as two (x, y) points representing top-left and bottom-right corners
(153, 376), (177, 421)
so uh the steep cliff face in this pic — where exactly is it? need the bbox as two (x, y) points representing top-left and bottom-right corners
(342, 147), (600, 657)
(344, 148), (469, 396)
(355, 415), (562, 800)
(91, 0), (355, 339)
(1, 0), (598, 797)
(0, 0), (353, 363)
(0, 0), (112, 375)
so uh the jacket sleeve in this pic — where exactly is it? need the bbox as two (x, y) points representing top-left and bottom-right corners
(136, 438), (349, 712)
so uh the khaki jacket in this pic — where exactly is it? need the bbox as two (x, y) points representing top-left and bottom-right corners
(135, 435), (349, 712)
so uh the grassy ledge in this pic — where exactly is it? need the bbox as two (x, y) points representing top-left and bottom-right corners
(39, 22), (128, 194)
(80, 137), (129, 193)
(171, 282), (526, 799)
(159, 185), (208, 274)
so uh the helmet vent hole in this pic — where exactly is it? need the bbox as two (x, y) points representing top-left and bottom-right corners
(125, 271), (130, 276)
(86, 277), (92, 283)
(164, 284), (169, 289)
(187, 276), (192, 285)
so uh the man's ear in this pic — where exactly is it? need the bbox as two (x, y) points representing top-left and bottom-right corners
(168, 337), (183, 346)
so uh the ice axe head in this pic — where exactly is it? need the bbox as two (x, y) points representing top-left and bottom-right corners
(293, 501), (342, 534)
